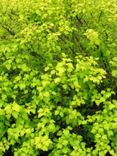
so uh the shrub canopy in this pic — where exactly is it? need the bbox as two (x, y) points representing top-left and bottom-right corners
(0, 0), (117, 155)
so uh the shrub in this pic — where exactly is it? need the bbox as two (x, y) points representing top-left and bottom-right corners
(0, 0), (117, 155)
(0, 54), (116, 155)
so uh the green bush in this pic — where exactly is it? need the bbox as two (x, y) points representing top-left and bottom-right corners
(0, 0), (117, 155)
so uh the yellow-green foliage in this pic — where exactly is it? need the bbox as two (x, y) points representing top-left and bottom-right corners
(0, 0), (117, 155)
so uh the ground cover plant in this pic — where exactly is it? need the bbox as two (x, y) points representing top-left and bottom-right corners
(0, 0), (117, 155)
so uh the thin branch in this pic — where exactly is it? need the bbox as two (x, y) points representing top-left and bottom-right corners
(2, 25), (15, 36)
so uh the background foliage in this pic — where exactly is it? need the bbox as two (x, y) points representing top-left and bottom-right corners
(0, 0), (117, 155)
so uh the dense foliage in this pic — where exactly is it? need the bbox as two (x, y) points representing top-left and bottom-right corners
(0, 0), (117, 155)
